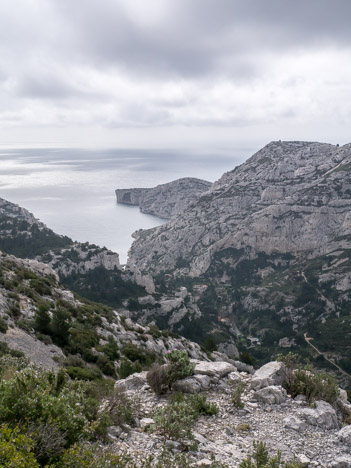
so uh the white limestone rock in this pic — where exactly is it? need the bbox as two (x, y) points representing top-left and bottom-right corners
(140, 418), (155, 431)
(254, 385), (287, 405)
(283, 415), (307, 433)
(331, 457), (351, 468)
(338, 425), (351, 446)
(172, 376), (201, 394)
(251, 361), (286, 390)
(115, 371), (148, 391)
(194, 361), (236, 378)
(298, 400), (339, 429)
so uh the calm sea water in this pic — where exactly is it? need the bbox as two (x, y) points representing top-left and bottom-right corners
(0, 148), (245, 263)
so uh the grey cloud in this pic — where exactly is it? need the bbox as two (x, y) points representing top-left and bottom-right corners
(51, 0), (351, 79)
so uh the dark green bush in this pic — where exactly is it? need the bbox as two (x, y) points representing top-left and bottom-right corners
(166, 349), (195, 389)
(118, 357), (142, 379)
(277, 352), (338, 405)
(239, 440), (303, 468)
(0, 317), (8, 334)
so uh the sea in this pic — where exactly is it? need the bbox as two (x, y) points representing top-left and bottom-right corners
(0, 147), (247, 263)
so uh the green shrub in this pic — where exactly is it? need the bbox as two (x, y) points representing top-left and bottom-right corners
(277, 353), (338, 405)
(153, 397), (196, 444)
(65, 366), (102, 381)
(51, 308), (71, 346)
(166, 349), (195, 389)
(118, 357), (142, 379)
(231, 381), (246, 409)
(122, 343), (144, 362)
(0, 366), (99, 445)
(0, 424), (39, 468)
(0, 317), (8, 334)
(154, 392), (217, 445)
(58, 443), (134, 468)
(0, 354), (29, 380)
(101, 336), (119, 360)
(239, 441), (303, 468)
(187, 393), (218, 416)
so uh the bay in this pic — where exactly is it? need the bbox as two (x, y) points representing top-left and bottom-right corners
(0, 148), (241, 263)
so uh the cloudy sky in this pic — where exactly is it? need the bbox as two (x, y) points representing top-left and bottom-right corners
(1, 0), (351, 152)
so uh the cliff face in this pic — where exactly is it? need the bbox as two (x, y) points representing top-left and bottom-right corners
(129, 141), (351, 276)
(128, 142), (351, 371)
(116, 177), (211, 219)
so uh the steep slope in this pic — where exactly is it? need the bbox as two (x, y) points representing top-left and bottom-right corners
(128, 142), (351, 373)
(116, 177), (211, 219)
(0, 250), (212, 377)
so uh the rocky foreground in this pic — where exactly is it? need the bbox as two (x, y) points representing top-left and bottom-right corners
(111, 361), (351, 467)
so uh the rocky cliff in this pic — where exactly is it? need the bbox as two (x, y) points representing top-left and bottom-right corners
(129, 141), (351, 275)
(116, 177), (211, 219)
(128, 142), (351, 374)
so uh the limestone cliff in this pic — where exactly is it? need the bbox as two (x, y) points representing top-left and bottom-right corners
(128, 142), (351, 371)
(116, 177), (211, 219)
(129, 141), (351, 276)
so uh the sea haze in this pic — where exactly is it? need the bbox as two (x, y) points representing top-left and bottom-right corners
(0, 148), (240, 263)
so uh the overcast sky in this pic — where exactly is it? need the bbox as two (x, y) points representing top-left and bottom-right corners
(0, 0), (350, 153)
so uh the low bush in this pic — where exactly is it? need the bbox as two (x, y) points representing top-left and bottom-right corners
(239, 441), (303, 468)
(153, 397), (196, 444)
(0, 424), (38, 468)
(231, 381), (246, 409)
(118, 357), (142, 379)
(147, 363), (169, 395)
(187, 393), (218, 416)
(166, 349), (195, 389)
(58, 443), (135, 468)
(0, 317), (8, 334)
(154, 392), (217, 445)
(277, 353), (339, 405)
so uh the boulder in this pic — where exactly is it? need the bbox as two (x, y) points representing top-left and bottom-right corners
(115, 371), (148, 391)
(251, 361), (286, 390)
(193, 374), (211, 389)
(194, 361), (236, 378)
(173, 376), (201, 393)
(283, 415), (307, 433)
(331, 457), (351, 468)
(140, 418), (155, 431)
(336, 398), (351, 418)
(339, 388), (349, 403)
(227, 371), (243, 383)
(253, 385), (287, 405)
(338, 425), (351, 446)
(298, 400), (339, 429)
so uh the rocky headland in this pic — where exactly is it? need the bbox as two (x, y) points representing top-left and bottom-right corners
(116, 177), (211, 219)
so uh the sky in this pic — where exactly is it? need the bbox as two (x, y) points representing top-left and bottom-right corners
(0, 0), (351, 153)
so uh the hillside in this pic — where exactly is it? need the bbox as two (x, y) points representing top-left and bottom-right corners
(0, 250), (213, 378)
(128, 142), (351, 377)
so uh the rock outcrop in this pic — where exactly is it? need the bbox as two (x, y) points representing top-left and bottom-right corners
(116, 177), (211, 219)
